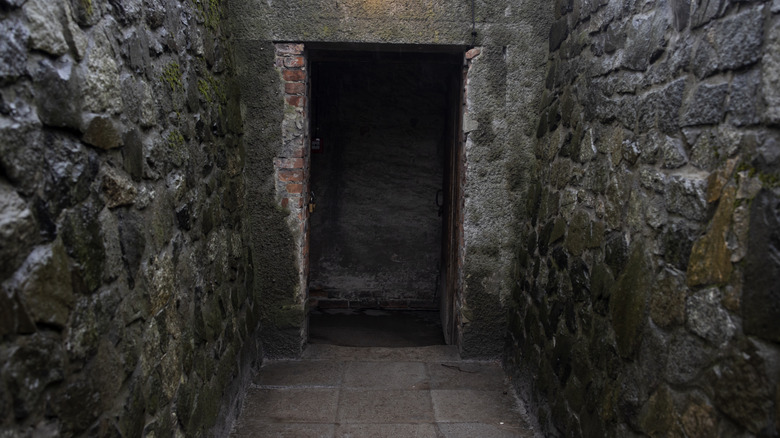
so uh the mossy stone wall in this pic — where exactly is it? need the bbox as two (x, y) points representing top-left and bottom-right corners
(0, 0), (258, 436)
(505, 1), (780, 436)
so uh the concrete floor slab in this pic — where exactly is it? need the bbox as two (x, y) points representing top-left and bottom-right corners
(436, 422), (536, 438)
(338, 389), (435, 423)
(241, 388), (339, 423)
(334, 423), (438, 437)
(232, 423), (336, 437)
(431, 390), (524, 425)
(427, 361), (506, 390)
(343, 361), (428, 389)
(256, 360), (344, 388)
(231, 344), (539, 438)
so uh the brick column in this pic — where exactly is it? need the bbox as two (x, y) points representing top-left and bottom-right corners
(274, 43), (310, 308)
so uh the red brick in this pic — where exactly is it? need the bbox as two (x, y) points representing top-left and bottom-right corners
(282, 70), (306, 81)
(465, 48), (482, 60)
(285, 82), (305, 95)
(285, 95), (305, 107)
(280, 197), (289, 208)
(275, 43), (304, 55)
(310, 289), (328, 298)
(278, 169), (304, 182)
(286, 183), (303, 194)
(284, 56), (305, 68)
(274, 158), (304, 169)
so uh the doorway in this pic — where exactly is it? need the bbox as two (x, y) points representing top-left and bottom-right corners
(305, 46), (465, 346)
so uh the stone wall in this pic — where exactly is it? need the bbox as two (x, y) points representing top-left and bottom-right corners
(228, 0), (553, 358)
(0, 0), (258, 436)
(506, 0), (780, 436)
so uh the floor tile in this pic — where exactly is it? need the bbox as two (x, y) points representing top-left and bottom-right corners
(343, 361), (428, 389)
(232, 422), (335, 438)
(255, 360), (344, 388)
(431, 390), (524, 424)
(335, 423), (438, 437)
(338, 389), (434, 423)
(427, 361), (506, 390)
(241, 388), (339, 423)
(436, 422), (535, 438)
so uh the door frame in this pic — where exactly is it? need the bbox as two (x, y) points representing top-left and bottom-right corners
(276, 42), (467, 346)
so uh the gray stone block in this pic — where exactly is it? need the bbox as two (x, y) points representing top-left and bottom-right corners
(680, 82), (729, 126)
(664, 174), (708, 221)
(728, 69), (761, 126)
(0, 180), (37, 281)
(0, 19), (28, 81)
(715, 6), (764, 71)
(685, 287), (735, 345)
(763, 17), (780, 125)
(691, 0), (727, 29)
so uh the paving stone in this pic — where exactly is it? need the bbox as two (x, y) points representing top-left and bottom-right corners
(431, 390), (524, 424)
(437, 422), (535, 438)
(232, 346), (536, 437)
(255, 360), (344, 388)
(233, 423), (335, 438)
(241, 388), (339, 424)
(338, 390), (434, 424)
(427, 362), (506, 391)
(335, 423), (437, 437)
(343, 361), (428, 390)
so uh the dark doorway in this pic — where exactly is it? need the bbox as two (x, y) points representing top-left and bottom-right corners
(306, 47), (464, 346)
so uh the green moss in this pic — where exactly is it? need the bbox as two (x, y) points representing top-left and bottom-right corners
(199, 72), (226, 104)
(81, 0), (93, 17)
(161, 62), (183, 92)
(190, 0), (222, 30)
(758, 172), (780, 188)
(167, 130), (184, 149)
(609, 244), (652, 359)
(735, 163), (779, 188)
(198, 79), (211, 102)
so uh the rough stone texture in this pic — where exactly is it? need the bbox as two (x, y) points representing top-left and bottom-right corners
(504, 1), (780, 436)
(2, 239), (74, 328)
(712, 341), (775, 434)
(23, 0), (70, 56)
(610, 245), (652, 359)
(686, 185), (735, 286)
(0, 19), (29, 81)
(649, 268), (686, 329)
(685, 287), (735, 346)
(765, 16), (780, 125)
(681, 400), (718, 438)
(743, 189), (780, 342)
(0, 1), (258, 437)
(0, 179), (37, 280)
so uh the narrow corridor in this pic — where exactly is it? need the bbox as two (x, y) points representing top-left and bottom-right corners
(230, 344), (537, 437)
